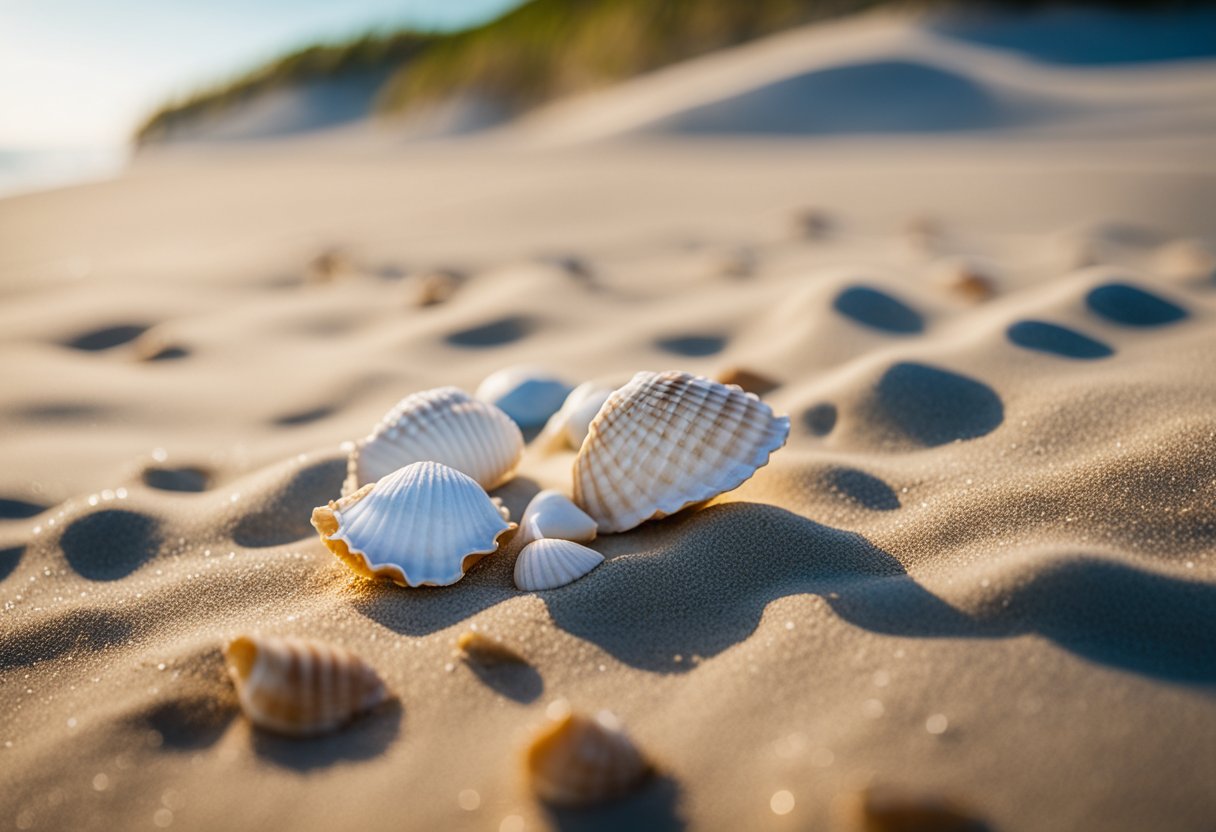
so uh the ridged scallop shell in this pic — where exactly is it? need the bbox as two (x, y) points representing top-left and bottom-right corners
(538, 382), (615, 452)
(526, 709), (652, 806)
(223, 635), (388, 737)
(573, 370), (790, 533)
(514, 538), (603, 591)
(476, 367), (572, 429)
(312, 461), (515, 587)
(345, 387), (522, 493)
(516, 489), (597, 547)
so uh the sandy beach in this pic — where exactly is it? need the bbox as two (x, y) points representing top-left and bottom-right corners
(2, 9), (1216, 832)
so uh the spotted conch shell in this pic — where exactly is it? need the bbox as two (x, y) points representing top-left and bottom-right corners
(345, 387), (522, 494)
(312, 461), (515, 587)
(526, 707), (652, 806)
(514, 539), (603, 591)
(573, 370), (790, 533)
(516, 489), (597, 547)
(223, 635), (388, 737)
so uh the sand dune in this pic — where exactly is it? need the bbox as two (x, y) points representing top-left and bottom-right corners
(3, 9), (1216, 832)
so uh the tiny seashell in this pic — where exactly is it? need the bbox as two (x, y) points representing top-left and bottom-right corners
(223, 634), (388, 737)
(476, 367), (573, 429)
(849, 786), (988, 832)
(514, 538), (603, 590)
(346, 387), (523, 493)
(525, 709), (652, 806)
(714, 366), (780, 397)
(516, 489), (597, 547)
(414, 267), (465, 307)
(1155, 239), (1215, 283)
(312, 460), (516, 587)
(309, 247), (356, 282)
(931, 258), (996, 303)
(717, 246), (756, 279)
(457, 630), (525, 665)
(792, 207), (833, 240)
(537, 382), (615, 452)
(574, 370), (790, 533)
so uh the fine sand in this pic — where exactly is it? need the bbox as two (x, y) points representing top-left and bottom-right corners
(2, 11), (1216, 832)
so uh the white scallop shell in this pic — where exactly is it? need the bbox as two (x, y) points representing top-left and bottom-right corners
(525, 709), (652, 806)
(514, 539), (603, 591)
(346, 387), (522, 493)
(537, 382), (615, 452)
(223, 634), (388, 737)
(516, 489), (598, 547)
(476, 366), (572, 429)
(312, 461), (516, 587)
(573, 370), (790, 533)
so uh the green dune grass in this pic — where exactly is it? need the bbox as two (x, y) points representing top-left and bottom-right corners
(133, 0), (1206, 144)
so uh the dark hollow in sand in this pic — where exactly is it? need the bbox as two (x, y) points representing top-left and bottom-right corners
(61, 509), (162, 580)
(802, 402), (838, 436)
(825, 467), (901, 511)
(63, 323), (150, 351)
(1007, 320), (1114, 359)
(0, 545), (23, 582)
(872, 362), (1003, 446)
(0, 497), (48, 519)
(445, 315), (537, 348)
(833, 286), (925, 334)
(654, 334), (727, 357)
(1085, 282), (1187, 327)
(141, 465), (212, 493)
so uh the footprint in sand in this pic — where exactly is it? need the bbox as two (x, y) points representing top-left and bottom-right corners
(654, 333), (727, 357)
(61, 509), (162, 580)
(0, 496), (49, 519)
(833, 286), (925, 334)
(445, 315), (537, 348)
(0, 545), (23, 581)
(1, 608), (137, 671)
(1007, 320), (1114, 359)
(869, 362), (1003, 447)
(136, 696), (237, 750)
(1085, 282), (1187, 327)
(273, 405), (336, 428)
(823, 467), (901, 511)
(802, 402), (838, 436)
(141, 465), (212, 493)
(62, 323), (150, 352)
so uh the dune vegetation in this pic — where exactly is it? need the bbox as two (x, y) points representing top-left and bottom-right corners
(134, 0), (1207, 143)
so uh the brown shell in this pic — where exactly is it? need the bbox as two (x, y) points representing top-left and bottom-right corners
(850, 786), (988, 832)
(525, 710), (652, 807)
(223, 635), (388, 737)
(457, 631), (525, 666)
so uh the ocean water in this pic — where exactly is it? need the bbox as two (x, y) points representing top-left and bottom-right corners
(0, 147), (129, 199)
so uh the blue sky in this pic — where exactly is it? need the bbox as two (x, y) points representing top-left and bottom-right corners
(0, 0), (523, 148)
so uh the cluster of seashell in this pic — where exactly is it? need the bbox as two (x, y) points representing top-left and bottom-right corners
(514, 490), (602, 590)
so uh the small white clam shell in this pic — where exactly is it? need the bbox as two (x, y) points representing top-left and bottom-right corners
(476, 366), (573, 429)
(573, 370), (790, 533)
(537, 382), (615, 452)
(514, 539), (603, 591)
(223, 634), (388, 737)
(346, 387), (522, 493)
(516, 489), (597, 547)
(312, 460), (516, 587)
(525, 708), (652, 806)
